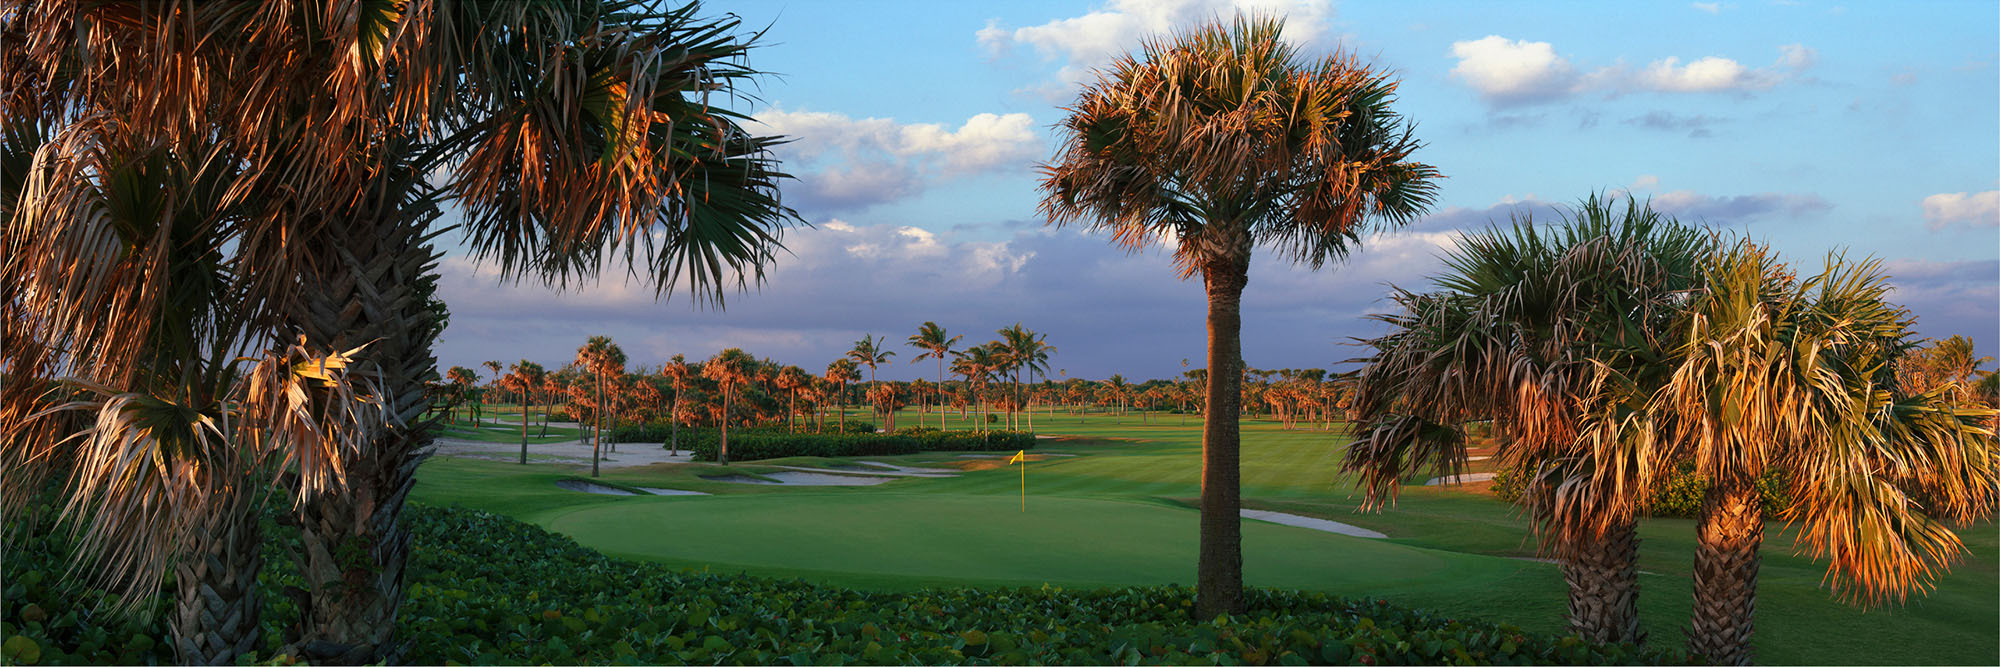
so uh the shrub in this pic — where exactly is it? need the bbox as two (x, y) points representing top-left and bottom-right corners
(690, 428), (1034, 462)
(1489, 463), (1789, 518)
(8, 506), (1680, 665)
(610, 420), (878, 446)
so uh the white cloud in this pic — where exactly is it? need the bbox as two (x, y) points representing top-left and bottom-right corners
(1629, 174), (1661, 191)
(1691, 2), (1725, 14)
(751, 109), (1041, 213)
(1449, 36), (1578, 106)
(1921, 191), (2000, 230)
(981, 0), (1337, 99)
(1448, 38), (1815, 106)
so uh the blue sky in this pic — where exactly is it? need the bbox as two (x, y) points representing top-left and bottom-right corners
(434, 0), (1999, 380)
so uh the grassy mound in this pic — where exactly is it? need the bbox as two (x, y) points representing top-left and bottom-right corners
(2, 506), (1673, 665)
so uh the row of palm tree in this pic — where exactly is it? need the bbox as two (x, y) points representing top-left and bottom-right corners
(1340, 196), (1997, 663)
(2, 1), (797, 661)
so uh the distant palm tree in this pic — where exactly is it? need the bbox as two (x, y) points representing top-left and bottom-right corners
(509, 360), (546, 464)
(848, 334), (896, 429)
(1104, 374), (1131, 421)
(704, 349), (754, 465)
(1655, 243), (1998, 664)
(909, 322), (964, 430)
(825, 359), (860, 433)
(576, 337), (626, 476)
(998, 324), (1057, 433)
(446, 366), (480, 426)
(480, 360), (504, 426)
(953, 345), (1002, 432)
(775, 365), (810, 432)
(663, 355), (691, 454)
(1039, 15), (1440, 617)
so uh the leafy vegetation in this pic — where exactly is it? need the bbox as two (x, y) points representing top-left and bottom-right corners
(1489, 464), (1791, 519)
(5, 506), (1676, 665)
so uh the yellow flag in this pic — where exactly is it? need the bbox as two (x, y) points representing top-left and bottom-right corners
(1008, 450), (1025, 464)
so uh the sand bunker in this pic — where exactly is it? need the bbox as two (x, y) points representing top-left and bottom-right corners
(1240, 510), (1388, 539)
(703, 471), (896, 486)
(556, 479), (640, 496)
(636, 487), (710, 496)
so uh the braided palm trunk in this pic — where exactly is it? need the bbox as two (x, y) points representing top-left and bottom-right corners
(284, 213), (441, 664)
(1689, 482), (1763, 665)
(172, 490), (264, 665)
(1560, 520), (1644, 645)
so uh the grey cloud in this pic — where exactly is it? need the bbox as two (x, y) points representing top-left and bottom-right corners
(1625, 111), (1727, 138)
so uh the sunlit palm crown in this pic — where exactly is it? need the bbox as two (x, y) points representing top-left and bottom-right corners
(1039, 15), (1440, 279)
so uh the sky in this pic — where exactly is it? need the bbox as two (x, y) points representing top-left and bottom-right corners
(433, 0), (2000, 381)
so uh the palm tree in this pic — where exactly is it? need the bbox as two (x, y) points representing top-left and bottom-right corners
(1654, 242), (1998, 665)
(848, 334), (896, 429)
(909, 322), (964, 430)
(1039, 15), (1439, 616)
(824, 359), (860, 434)
(509, 360), (546, 464)
(998, 324), (1057, 433)
(774, 365), (809, 432)
(953, 345), (1002, 432)
(446, 367), (480, 425)
(703, 349), (753, 465)
(1104, 374), (1131, 420)
(4, 2), (799, 658)
(662, 355), (692, 454)
(0, 127), (390, 662)
(576, 336), (626, 476)
(1342, 198), (1710, 645)
(481, 360), (503, 426)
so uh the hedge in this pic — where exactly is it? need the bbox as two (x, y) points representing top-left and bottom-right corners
(608, 420), (877, 446)
(690, 428), (1034, 462)
(1490, 462), (1789, 518)
(4, 505), (1681, 665)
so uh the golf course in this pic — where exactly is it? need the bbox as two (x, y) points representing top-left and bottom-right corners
(415, 408), (2000, 666)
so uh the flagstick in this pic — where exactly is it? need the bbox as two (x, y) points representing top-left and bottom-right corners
(1019, 457), (1026, 512)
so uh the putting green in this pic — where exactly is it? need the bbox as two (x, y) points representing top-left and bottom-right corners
(545, 492), (1558, 600)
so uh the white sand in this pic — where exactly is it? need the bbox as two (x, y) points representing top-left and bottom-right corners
(555, 479), (639, 496)
(1240, 510), (1388, 539)
(1424, 472), (1498, 486)
(433, 437), (693, 468)
(703, 471), (896, 486)
(636, 488), (710, 496)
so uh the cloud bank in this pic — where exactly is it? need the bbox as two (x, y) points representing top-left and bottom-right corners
(751, 109), (1041, 213)
(1448, 36), (1816, 107)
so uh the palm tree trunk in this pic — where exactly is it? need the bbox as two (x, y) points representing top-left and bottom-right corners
(172, 490), (263, 666)
(1196, 255), (1248, 619)
(719, 391), (731, 465)
(283, 210), (439, 664)
(669, 385), (680, 455)
(1560, 520), (1644, 645)
(1689, 481), (1763, 665)
(519, 387), (528, 465)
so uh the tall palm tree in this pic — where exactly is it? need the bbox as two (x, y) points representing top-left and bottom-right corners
(998, 324), (1057, 433)
(1654, 243), (1998, 665)
(4, 2), (799, 659)
(824, 359), (860, 433)
(774, 365), (809, 433)
(1104, 374), (1131, 420)
(1342, 197), (1710, 645)
(703, 349), (753, 465)
(446, 367), (479, 426)
(1039, 15), (1440, 617)
(953, 345), (1001, 433)
(909, 322), (963, 430)
(509, 360), (545, 464)
(576, 336), (626, 476)
(663, 355), (691, 455)
(848, 334), (895, 429)
(481, 360), (503, 426)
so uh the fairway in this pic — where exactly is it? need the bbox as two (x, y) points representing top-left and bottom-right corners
(414, 408), (1999, 665)
(546, 492), (1556, 597)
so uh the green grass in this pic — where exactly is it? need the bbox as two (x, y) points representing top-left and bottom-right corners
(413, 407), (1999, 665)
